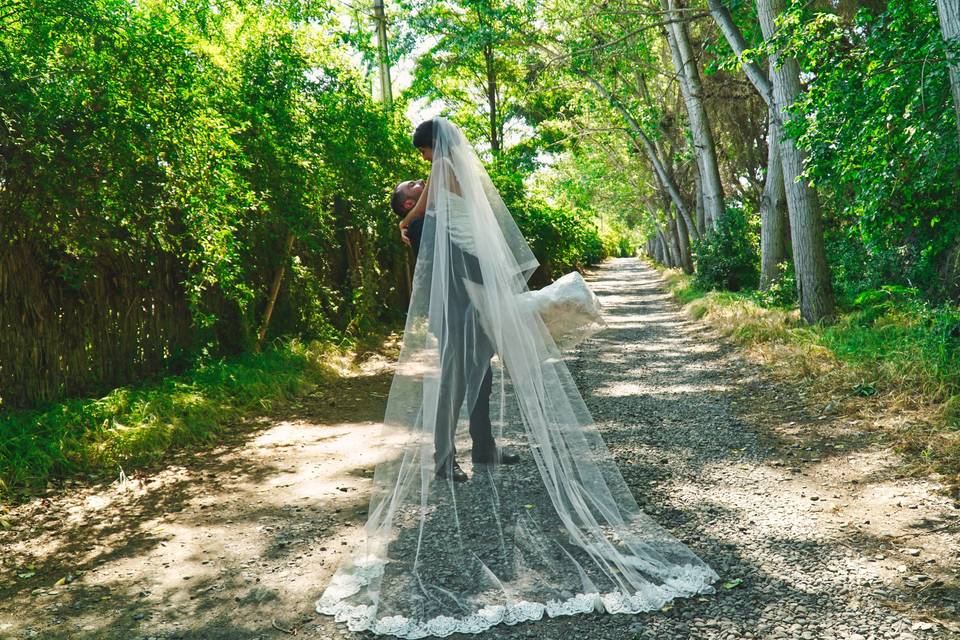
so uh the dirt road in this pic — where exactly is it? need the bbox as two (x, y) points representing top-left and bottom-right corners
(1, 258), (957, 640)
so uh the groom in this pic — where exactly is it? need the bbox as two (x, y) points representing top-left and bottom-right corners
(391, 174), (519, 483)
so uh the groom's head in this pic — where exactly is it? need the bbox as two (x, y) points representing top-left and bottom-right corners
(390, 179), (426, 216)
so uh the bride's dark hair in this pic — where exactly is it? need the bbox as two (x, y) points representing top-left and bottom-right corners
(412, 120), (433, 149)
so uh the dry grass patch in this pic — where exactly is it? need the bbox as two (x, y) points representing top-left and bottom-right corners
(652, 263), (960, 490)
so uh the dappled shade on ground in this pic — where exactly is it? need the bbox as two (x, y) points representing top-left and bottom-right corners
(0, 259), (957, 639)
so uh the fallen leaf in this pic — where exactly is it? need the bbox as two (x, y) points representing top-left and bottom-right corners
(722, 578), (743, 589)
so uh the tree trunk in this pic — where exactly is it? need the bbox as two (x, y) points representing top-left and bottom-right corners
(653, 152), (701, 244)
(694, 168), (706, 236)
(662, 0), (726, 229)
(674, 204), (695, 274)
(707, 0), (774, 107)
(255, 229), (295, 352)
(758, 0), (835, 323)
(656, 227), (674, 266)
(937, 0), (960, 148)
(667, 208), (684, 270)
(484, 44), (500, 155)
(666, 168), (702, 244)
(759, 106), (789, 289)
(707, 1), (788, 289)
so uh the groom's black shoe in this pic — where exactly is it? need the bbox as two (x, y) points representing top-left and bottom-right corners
(471, 447), (520, 465)
(435, 459), (468, 482)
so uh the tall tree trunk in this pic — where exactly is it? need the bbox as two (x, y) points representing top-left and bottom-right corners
(255, 230), (295, 352)
(937, 0), (960, 148)
(759, 106), (789, 290)
(694, 168), (706, 236)
(666, 167), (702, 245)
(674, 204), (695, 273)
(484, 44), (500, 155)
(758, 0), (835, 323)
(637, 71), (702, 244)
(667, 206), (684, 270)
(708, 1), (787, 289)
(656, 227), (675, 266)
(707, 0), (774, 106)
(652, 150), (701, 244)
(662, 0), (726, 229)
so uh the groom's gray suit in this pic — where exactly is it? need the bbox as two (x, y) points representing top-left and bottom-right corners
(408, 217), (496, 468)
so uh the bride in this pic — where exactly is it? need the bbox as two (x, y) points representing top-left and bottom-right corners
(315, 117), (718, 637)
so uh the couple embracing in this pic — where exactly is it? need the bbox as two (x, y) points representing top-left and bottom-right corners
(390, 119), (519, 483)
(315, 117), (718, 639)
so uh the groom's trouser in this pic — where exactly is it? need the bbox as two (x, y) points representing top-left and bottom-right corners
(433, 242), (496, 467)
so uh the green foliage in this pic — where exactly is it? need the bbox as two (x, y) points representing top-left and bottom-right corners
(777, 0), (960, 300)
(754, 261), (798, 308)
(401, 0), (536, 153)
(599, 222), (637, 258)
(823, 289), (960, 404)
(488, 163), (606, 280)
(692, 207), (760, 292)
(0, 0), (421, 409)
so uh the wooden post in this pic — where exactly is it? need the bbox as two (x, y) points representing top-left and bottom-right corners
(372, 0), (393, 108)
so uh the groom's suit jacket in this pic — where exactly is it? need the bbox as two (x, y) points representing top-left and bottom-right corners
(407, 216), (424, 257)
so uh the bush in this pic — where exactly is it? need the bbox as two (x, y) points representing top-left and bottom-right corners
(600, 222), (637, 258)
(753, 260), (798, 308)
(692, 207), (759, 291)
(488, 164), (606, 281)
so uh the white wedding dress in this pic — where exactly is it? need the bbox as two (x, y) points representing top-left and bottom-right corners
(315, 118), (717, 638)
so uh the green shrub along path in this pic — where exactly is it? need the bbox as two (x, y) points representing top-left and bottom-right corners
(0, 258), (956, 640)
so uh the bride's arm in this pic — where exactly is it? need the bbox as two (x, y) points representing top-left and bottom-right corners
(400, 177), (429, 229)
(399, 158), (462, 229)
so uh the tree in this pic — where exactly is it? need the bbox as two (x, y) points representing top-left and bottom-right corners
(707, 0), (788, 289)
(403, 0), (533, 155)
(937, 0), (960, 147)
(661, 0), (726, 230)
(756, 0), (835, 322)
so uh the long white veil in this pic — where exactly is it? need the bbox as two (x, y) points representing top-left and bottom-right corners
(315, 117), (717, 638)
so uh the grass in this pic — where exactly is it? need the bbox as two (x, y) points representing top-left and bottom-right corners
(654, 263), (960, 488)
(0, 337), (385, 500)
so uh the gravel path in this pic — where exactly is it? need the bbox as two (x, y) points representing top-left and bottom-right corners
(2, 257), (957, 640)
(558, 258), (959, 640)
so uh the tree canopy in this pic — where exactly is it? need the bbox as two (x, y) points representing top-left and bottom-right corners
(2, 0), (959, 409)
